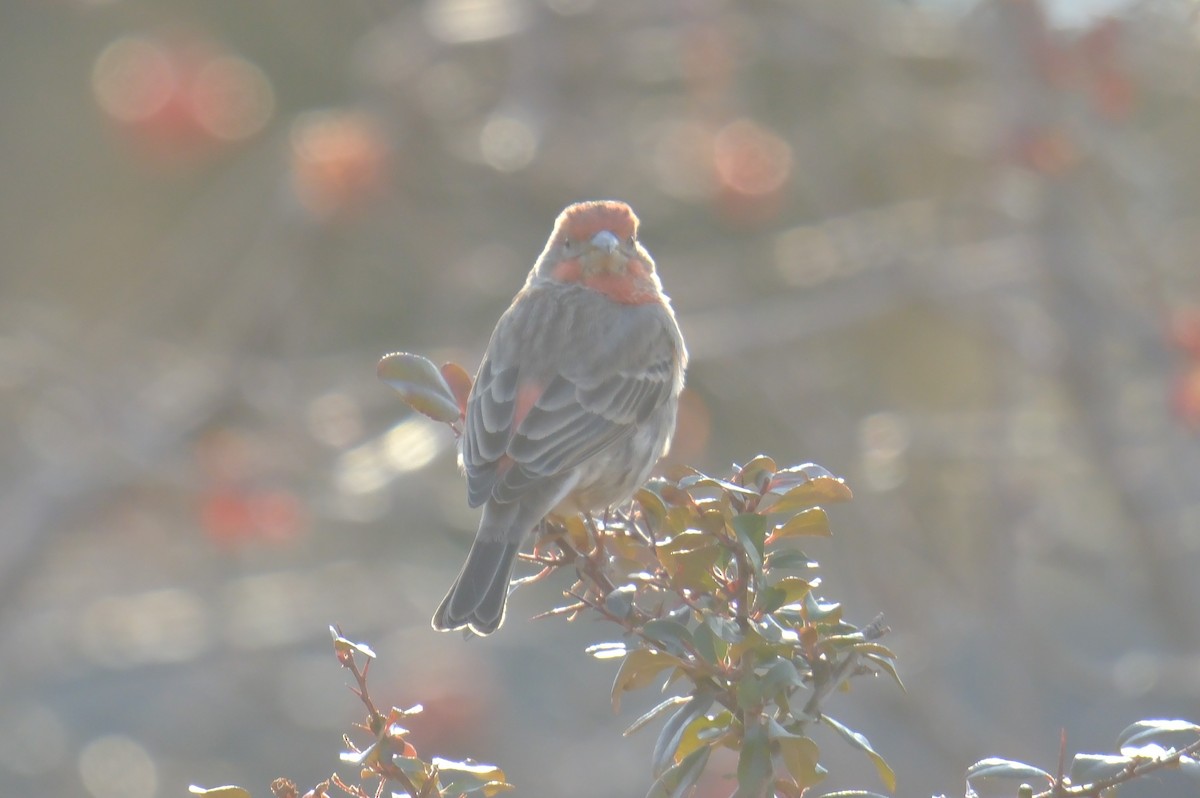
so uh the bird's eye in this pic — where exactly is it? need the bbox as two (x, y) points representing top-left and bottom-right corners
(562, 238), (572, 249)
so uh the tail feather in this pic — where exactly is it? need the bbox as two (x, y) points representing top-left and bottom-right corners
(431, 539), (521, 635)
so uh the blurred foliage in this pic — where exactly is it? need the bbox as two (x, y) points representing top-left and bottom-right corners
(8, 0), (1200, 796)
(193, 628), (514, 798)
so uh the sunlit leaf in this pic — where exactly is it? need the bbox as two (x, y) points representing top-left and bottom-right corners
(653, 694), (715, 777)
(767, 508), (831, 543)
(188, 787), (251, 798)
(1117, 719), (1200, 754)
(769, 576), (813, 606)
(645, 746), (711, 798)
(803, 592), (842, 623)
(818, 791), (892, 797)
(636, 488), (670, 539)
(624, 696), (691, 737)
(675, 710), (735, 761)
(734, 718), (773, 798)
(821, 715), (896, 792)
(678, 473), (761, 497)
(586, 642), (629, 660)
(761, 466), (852, 515)
(765, 463), (838, 491)
(377, 352), (462, 424)
(329, 627), (377, 659)
(965, 757), (1053, 784)
(738, 455), (778, 491)
(1070, 753), (1133, 786)
(612, 649), (681, 711)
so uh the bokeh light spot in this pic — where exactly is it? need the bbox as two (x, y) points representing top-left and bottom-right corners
(190, 54), (275, 141)
(92, 36), (176, 124)
(79, 735), (157, 798)
(423, 0), (529, 44)
(479, 113), (538, 172)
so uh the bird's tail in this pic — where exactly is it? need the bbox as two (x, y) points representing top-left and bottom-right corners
(431, 538), (521, 636)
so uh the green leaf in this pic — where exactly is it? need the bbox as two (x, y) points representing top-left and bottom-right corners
(653, 694), (715, 777)
(624, 696), (690, 737)
(691, 618), (727, 664)
(641, 620), (695, 657)
(734, 718), (773, 798)
(965, 757), (1054, 784)
(818, 792), (892, 798)
(768, 508), (831, 542)
(645, 746), (711, 798)
(377, 352), (462, 424)
(612, 649), (680, 711)
(776, 735), (826, 789)
(759, 657), (804, 701)
(731, 514), (768, 574)
(705, 614), (744, 645)
(821, 715), (896, 792)
(1116, 719), (1200, 753)
(605, 585), (637, 620)
(188, 787), (252, 798)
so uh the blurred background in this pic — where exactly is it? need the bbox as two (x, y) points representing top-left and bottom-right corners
(3, 0), (1200, 795)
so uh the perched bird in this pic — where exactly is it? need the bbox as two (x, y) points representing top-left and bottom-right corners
(432, 200), (688, 636)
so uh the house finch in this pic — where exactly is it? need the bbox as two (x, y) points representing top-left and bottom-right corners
(432, 200), (688, 636)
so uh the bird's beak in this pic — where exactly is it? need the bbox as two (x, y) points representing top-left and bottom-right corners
(590, 230), (621, 255)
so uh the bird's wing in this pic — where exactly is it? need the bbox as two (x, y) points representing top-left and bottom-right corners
(461, 286), (680, 507)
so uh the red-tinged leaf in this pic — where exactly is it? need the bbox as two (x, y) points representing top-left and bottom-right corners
(377, 352), (461, 424)
(612, 649), (680, 711)
(737, 455), (778, 491)
(767, 507), (831, 544)
(439, 361), (473, 421)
